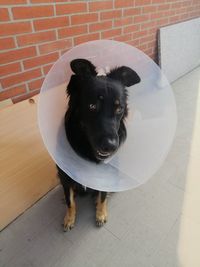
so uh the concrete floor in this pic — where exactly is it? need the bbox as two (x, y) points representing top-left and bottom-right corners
(1, 67), (200, 267)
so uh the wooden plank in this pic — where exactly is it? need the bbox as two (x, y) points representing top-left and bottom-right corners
(0, 98), (12, 109)
(0, 96), (58, 230)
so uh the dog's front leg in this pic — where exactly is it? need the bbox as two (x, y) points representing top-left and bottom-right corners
(64, 187), (76, 231)
(96, 191), (107, 227)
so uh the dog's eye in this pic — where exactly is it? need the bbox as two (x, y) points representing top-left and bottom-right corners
(89, 104), (97, 111)
(116, 106), (123, 114)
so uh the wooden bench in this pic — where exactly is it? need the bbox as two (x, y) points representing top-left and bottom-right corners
(0, 96), (58, 230)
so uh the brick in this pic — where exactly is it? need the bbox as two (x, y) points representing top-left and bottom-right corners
(186, 6), (195, 13)
(0, 85), (26, 101)
(89, 21), (112, 33)
(100, 10), (122, 20)
(148, 27), (157, 35)
(149, 30), (157, 39)
(141, 20), (157, 30)
(152, 44), (158, 53)
(189, 11), (200, 17)
(140, 34), (154, 44)
(28, 78), (44, 91)
(0, 37), (15, 50)
(151, 12), (164, 20)
(0, 47), (36, 64)
(124, 24), (140, 34)
(163, 10), (176, 17)
(58, 25), (87, 38)
(0, 0), (26, 4)
(133, 30), (148, 39)
(175, 7), (187, 15)
(1, 69), (42, 88)
(171, 2), (182, 9)
(123, 7), (141, 16)
(180, 13), (189, 20)
(127, 39), (140, 47)
(142, 6), (157, 13)
(0, 8), (9, 21)
(89, 1), (113, 11)
(12, 6), (54, 19)
(56, 3), (87, 15)
(169, 15), (181, 24)
(101, 28), (122, 39)
(137, 43), (148, 52)
(192, 0), (199, 5)
(0, 62), (21, 77)
(31, 0), (71, 2)
(12, 89), (40, 104)
(114, 17), (133, 27)
(34, 17), (69, 31)
(31, 0), (67, 3)
(134, 14), (149, 23)
(144, 47), (153, 56)
(0, 22), (32, 36)
(71, 13), (98, 25)
(39, 39), (72, 54)
(74, 33), (100, 46)
(135, 0), (151, 6)
(60, 49), (71, 56)
(147, 40), (155, 48)
(151, 0), (166, 3)
(23, 52), (59, 69)
(156, 18), (169, 26)
(43, 64), (53, 75)
(17, 31), (56, 46)
(182, 1), (192, 7)
(157, 4), (170, 11)
(149, 53), (156, 61)
(114, 33), (132, 42)
(115, 0), (134, 8)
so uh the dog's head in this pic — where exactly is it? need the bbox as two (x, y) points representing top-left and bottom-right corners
(67, 59), (140, 161)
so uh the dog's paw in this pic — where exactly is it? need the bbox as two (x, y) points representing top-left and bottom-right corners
(96, 213), (107, 227)
(63, 219), (75, 231)
(63, 214), (75, 231)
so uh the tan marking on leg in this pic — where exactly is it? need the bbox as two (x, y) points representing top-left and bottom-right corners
(64, 187), (76, 231)
(96, 192), (107, 227)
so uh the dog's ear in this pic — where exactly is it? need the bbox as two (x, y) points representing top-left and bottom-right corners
(67, 75), (77, 97)
(70, 59), (97, 77)
(108, 66), (140, 87)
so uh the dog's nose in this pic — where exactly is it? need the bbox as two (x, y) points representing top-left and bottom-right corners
(100, 137), (118, 153)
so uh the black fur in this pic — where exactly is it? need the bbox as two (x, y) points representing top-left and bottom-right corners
(57, 59), (140, 221)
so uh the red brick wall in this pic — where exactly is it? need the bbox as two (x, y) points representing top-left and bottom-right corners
(0, 0), (199, 103)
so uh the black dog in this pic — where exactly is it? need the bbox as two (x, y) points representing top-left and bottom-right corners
(57, 59), (140, 231)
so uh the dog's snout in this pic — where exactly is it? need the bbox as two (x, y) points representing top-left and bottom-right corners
(100, 137), (118, 153)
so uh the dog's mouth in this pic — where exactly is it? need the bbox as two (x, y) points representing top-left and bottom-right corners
(88, 135), (119, 161)
(97, 150), (111, 157)
(95, 149), (113, 161)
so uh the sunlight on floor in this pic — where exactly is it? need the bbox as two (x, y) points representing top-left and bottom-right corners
(178, 74), (200, 267)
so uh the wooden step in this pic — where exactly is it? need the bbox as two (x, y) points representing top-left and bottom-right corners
(0, 96), (58, 230)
